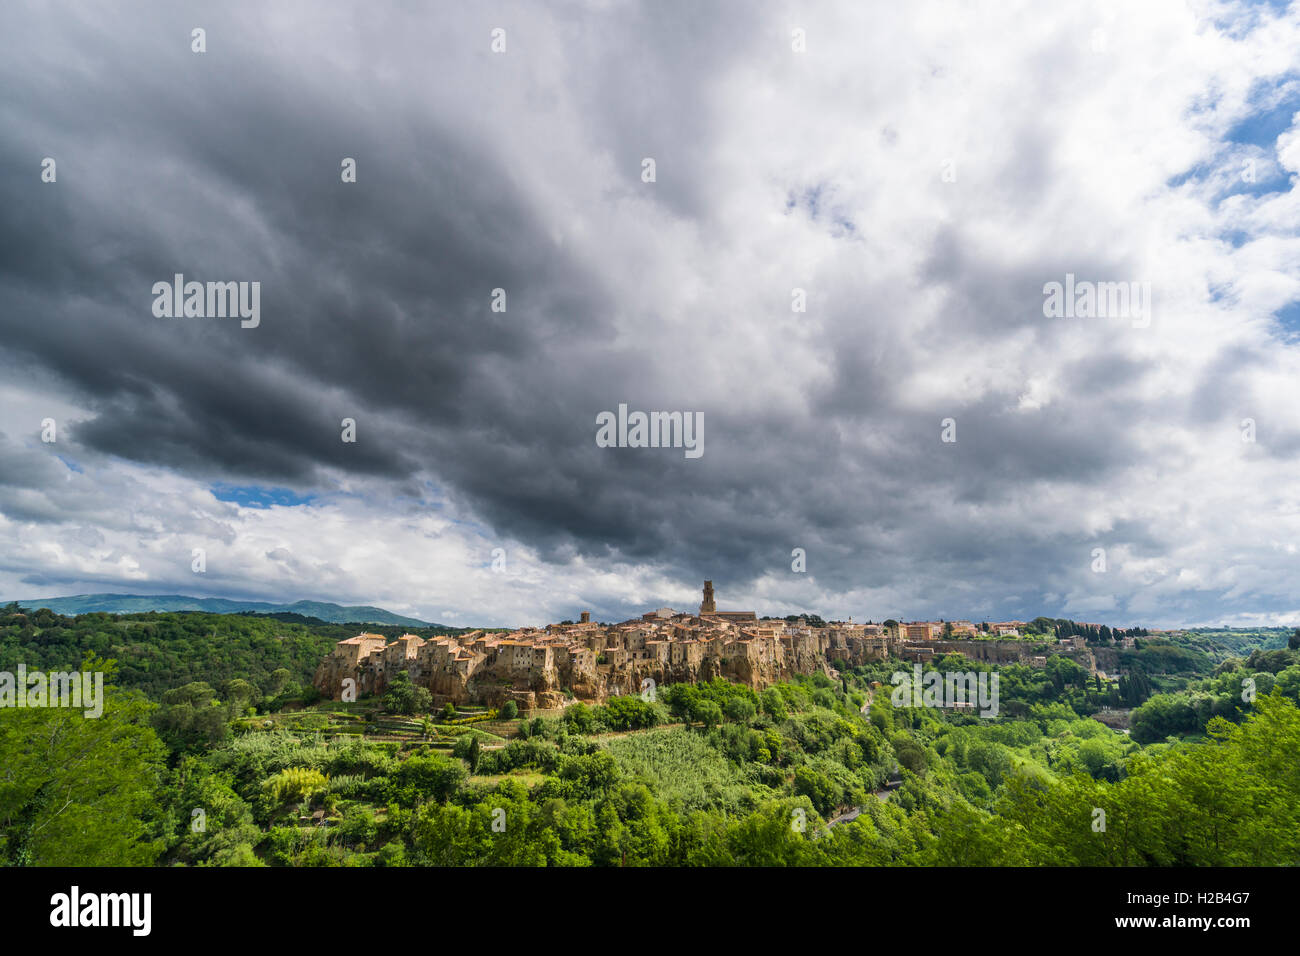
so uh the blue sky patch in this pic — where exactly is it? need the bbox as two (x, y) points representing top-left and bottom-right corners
(1225, 77), (1300, 147)
(1273, 300), (1300, 334)
(211, 483), (317, 508)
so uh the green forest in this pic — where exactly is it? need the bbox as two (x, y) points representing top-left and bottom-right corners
(1, 606), (1297, 867)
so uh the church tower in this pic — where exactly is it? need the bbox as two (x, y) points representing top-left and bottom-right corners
(700, 580), (716, 615)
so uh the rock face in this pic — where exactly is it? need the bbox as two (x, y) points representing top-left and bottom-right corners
(1091, 707), (1131, 730)
(313, 617), (899, 709)
(312, 614), (1099, 711)
(900, 639), (1097, 674)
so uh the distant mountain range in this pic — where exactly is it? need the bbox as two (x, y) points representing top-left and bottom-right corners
(7, 593), (432, 627)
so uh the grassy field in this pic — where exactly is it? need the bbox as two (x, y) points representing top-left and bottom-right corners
(601, 727), (771, 812)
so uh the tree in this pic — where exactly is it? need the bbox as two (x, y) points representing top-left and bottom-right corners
(220, 678), (261, 714)
(1290, 629), (1300, 651)
(263, 767), (328, 805)
(601, 695), (664, 730)
(793, 765), (839, 815)
(662, 684), (696, 723)
(152, 681), (231, 752)
(267, 668), (293, 697)
(0, 659), (167, 865)
(893, 737), (928, 776)
(499, 699), (519, 720)
(690, 699), (723, 729)
(467, 736), (481, 774)
(761, 687), (788, 721)
(393, 754), (466, 806)
(564, 702), (595, 733)
(383, 672), (432, 715)
(724, 697), (757, 724)
(1129, 693), (1199, 744)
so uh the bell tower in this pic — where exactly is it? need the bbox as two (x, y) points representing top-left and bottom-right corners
(700, 580), (716, 615)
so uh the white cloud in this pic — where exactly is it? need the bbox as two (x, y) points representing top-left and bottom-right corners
(3, 0), (1300, 628)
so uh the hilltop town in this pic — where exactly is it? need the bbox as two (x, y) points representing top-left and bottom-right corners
(314, 582), (1118, 710)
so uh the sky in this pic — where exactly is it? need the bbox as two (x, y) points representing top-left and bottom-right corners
(2, 0), (1300, 629)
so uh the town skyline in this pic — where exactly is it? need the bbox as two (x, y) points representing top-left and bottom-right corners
(313, 580), (1131, 714)
(8, 579), (1189, 634)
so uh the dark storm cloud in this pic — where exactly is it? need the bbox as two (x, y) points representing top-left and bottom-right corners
(0, 1), (792, 582)
(2, 1), (1298, 626)
(0, 2), (619, 482)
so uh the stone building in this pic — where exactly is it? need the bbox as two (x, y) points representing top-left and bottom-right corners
(312, 582), (1093, 710)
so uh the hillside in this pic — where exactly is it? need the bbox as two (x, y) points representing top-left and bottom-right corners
(8, 593), (431, 627)
(0, 606), (481, 700)
(1165, 627), (1292, 662)
(3, 603), (1299, 869)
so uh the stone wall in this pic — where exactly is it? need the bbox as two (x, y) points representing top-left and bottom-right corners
(313, 621), (1095, 709)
